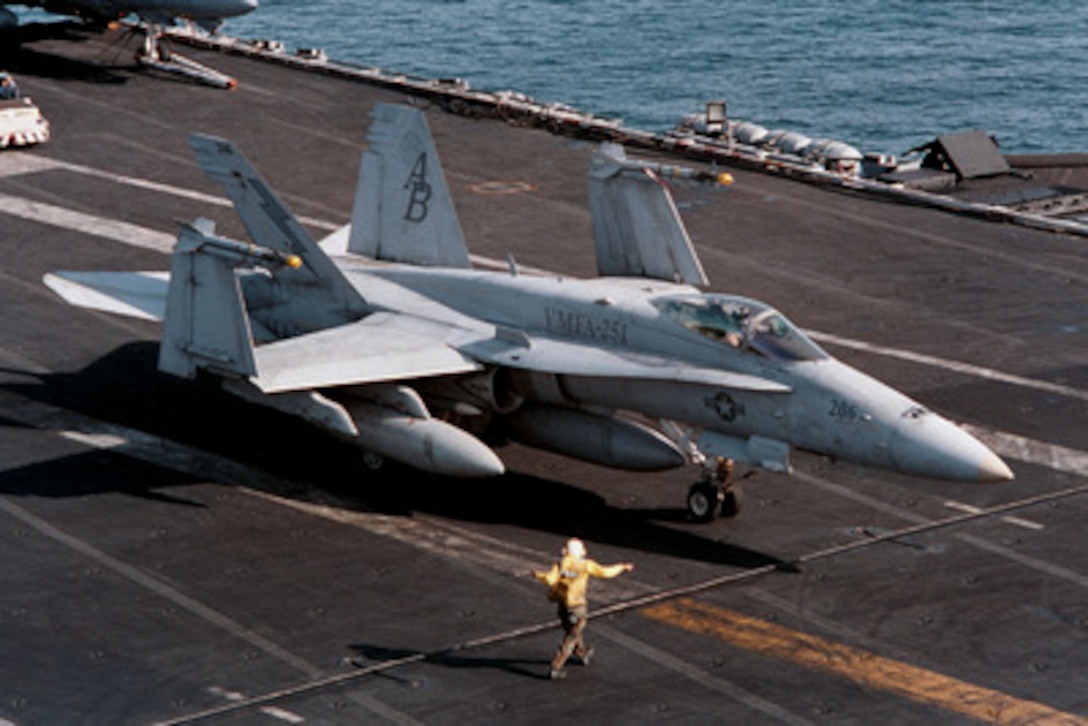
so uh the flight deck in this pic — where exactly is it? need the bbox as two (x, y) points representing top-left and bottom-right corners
(1, 23), (1087, 724)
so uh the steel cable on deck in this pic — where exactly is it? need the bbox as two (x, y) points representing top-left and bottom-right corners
(159, 479), (1088, 725)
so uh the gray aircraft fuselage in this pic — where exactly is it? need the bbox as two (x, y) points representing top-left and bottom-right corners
(44, 115), (1014, 495)
(7, 0), (256, 21)
(240, 262), (1010, 483)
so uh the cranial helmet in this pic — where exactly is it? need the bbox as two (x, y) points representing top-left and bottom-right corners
(564, 538), (586, 559)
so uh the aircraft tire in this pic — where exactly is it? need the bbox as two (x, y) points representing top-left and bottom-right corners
(687, 481), (721, 523)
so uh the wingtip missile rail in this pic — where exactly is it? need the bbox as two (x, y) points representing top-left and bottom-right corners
(597, 143), (733, 186)
(176, 220), (303, 270)
(644, 164), (734, 186)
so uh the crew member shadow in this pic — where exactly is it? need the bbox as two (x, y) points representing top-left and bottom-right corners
(1, 341), (792, 571)
(347, 644), (553, 681)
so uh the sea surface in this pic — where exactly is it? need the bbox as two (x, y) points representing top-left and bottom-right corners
(220, 1), (1086, 156)
(20, 1), (1088, 154)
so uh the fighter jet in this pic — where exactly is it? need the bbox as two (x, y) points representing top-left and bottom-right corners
(0, 0), (258, 31)
(44, 103), (1013, 521)
(0, 1), (258, 87)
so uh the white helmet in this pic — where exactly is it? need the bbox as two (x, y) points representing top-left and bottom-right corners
(564, 538), (586, 559)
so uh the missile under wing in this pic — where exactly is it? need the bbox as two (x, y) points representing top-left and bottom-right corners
(45, 103), (1012, 522)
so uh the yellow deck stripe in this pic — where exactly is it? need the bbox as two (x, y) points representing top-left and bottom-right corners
(643, 598), (1086, 724)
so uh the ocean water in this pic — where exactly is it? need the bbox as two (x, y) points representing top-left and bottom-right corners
(222, 1), (1087, 155)
(17, 2), (1085, 154)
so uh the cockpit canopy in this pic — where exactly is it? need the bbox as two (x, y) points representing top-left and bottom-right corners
(653, 294), (827, 361)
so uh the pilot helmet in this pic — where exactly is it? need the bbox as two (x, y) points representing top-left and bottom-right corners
(563, 538), (586, 559)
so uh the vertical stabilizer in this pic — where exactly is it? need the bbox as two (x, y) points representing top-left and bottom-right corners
(159, 221), (257, 380)
(189, 134), (366, 317)
(588, 144), (708, 286)
(348, 104), (471, 267)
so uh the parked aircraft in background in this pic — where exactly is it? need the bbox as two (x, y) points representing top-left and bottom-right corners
(44, 103), (1013, 521)
(0, 0), (257, 31)
(1, 0), (257, 88)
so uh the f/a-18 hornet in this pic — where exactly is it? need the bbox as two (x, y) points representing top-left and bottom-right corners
(0, 0), (256, 30)
(45, 103), (1013, 521)
(1, 1), (258, 87)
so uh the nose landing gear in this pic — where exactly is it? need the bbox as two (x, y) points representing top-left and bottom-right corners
(135, 22), (238, 89)
(687, 456), (745, 522)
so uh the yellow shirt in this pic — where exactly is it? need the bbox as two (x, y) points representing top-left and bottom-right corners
(534, 554), (628, 608)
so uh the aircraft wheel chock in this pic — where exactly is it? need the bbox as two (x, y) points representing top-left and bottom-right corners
(720, 485), (744, 518)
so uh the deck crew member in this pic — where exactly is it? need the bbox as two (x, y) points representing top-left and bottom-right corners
(532, 538), (634, 680)
(0, 73), (19, 100)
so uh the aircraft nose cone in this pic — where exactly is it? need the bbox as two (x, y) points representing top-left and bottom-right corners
(215, 0), (258, 16)
(191, 0), (258, 18)
(977, 450), (1015, 483)
(891, 407), (1014, 482)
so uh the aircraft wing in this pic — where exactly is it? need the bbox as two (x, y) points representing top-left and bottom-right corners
(43, 271), (170, 321)
(462, 331), (791, 393)
(254, 311), (790, 394)
(42, 269), (783, 394)
(251, 312), (483, 393)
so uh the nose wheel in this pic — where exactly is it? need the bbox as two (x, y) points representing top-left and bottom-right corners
(687, 481), (721, 522)
(687, 457), (744, 521)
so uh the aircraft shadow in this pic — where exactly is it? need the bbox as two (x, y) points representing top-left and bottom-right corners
(0, 342), (788, 570)
(0, 448), (207, 507)
(0, 22), (129, 85)
(1, 21), (234, 89)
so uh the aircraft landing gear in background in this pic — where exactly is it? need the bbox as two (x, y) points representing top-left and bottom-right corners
(135, 22), (238, 89)
(686, 456), (744, 522)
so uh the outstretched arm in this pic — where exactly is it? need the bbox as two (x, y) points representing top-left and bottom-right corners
(589, 561), (635, 578)
(532, 564), (560, 586)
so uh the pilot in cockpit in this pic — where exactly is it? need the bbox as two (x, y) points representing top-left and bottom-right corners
(704, 300), (749, 347)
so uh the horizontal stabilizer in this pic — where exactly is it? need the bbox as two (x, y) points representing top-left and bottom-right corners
(43, 271), (169, 321)
(252, 312), (482, 393)
(463, 333), (790, 393)
(588, 144), (708, 286)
